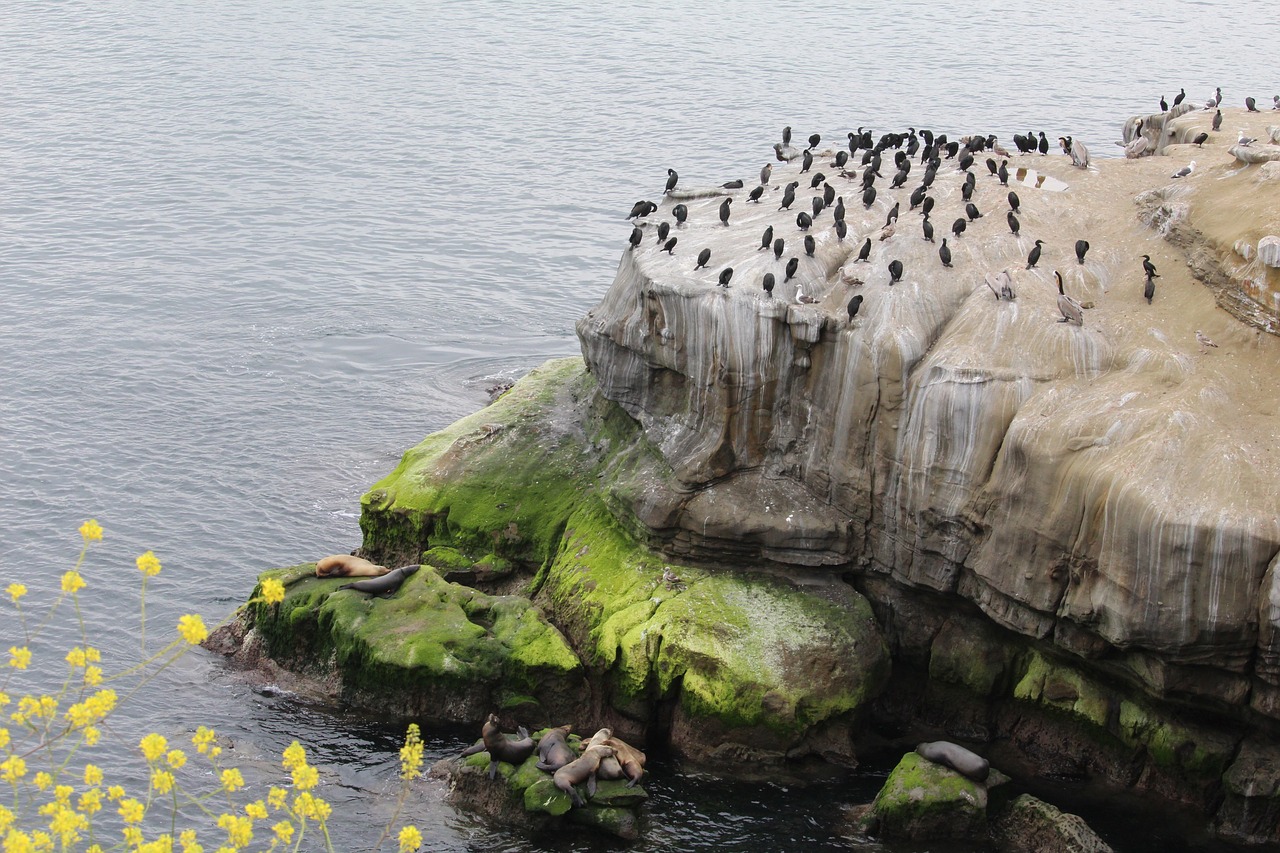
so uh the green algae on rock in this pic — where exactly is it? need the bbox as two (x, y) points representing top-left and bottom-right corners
(860, 751), (993, 842)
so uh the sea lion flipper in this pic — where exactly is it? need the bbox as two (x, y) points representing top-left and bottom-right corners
(517, 726), (528, 740)
(587, 772), (597, 798)
(487, 759), (498, 780)
(459, 741), (485, 758)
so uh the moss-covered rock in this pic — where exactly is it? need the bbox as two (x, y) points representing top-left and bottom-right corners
(990, 794), (1114, 853)
(245, 563), (583, 720)
(861, 751), (990, 842)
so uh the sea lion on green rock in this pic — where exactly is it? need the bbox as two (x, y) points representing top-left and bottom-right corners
(460, 714), (536, 780)
(315, 554), (389, 578)
(534, 725), (576, 772)
(553, 744), (616, 807)
(585, 728), (646, 787)
(916, 740), (990, 782)
(337, 564), (419, 595)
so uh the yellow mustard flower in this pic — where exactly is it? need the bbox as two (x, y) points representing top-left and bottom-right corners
(138, 836), (174, 853)
(136, 551), (162, 577)
(7, 647), (31, 670)
(400, 724), (424, 780)
(0, 692), (8, 707)
(290, 763), (318, 792)
(84, 764), (103, 786)
(166, 749), (187, 770)
(106, 785), (125, 802)
(151, 769), (175, 794)
(271, 821), (293, 844)
(79, 519), (103, 541)
(60, 571), (85, 594)
(52, 785), (73, 806)
(122, 825), (143, 847)
(177, 614), (207, 645)
(140, 733), (168, 762)
(266, 787), (287, 810)
(178, 828), (200, 853)
(84, 647), (101, 662)
(219, 768), (244, 793)
(0, 729), (8, 749)
(86, 845), (104, 853)
(244, 801), (267, 821)
(84, 666), (103, 687)
(5, 583), (26, 603)
(259, 578), (285, 605)
(33, 772), (51, 791)
(216, 814), (252, 848)
(83, 726), (102, 746)
(2, 755), (28, 783)
(3, 828), (34, 853)
(192, 727), (216, 753)
(49, 804), (86, 846)
(65, 647), (86, 668)
(118, 798), (145, 824)
(0, 804), (13, 832)
(281, 742), (306, 771)
(77, 788), (102, 815)
(398, 825), (423, 853)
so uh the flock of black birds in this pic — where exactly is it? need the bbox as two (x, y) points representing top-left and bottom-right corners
(624, 88), (1266, 327)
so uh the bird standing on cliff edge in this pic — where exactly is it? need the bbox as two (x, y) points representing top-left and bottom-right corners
(1196, 330), (1218, 353)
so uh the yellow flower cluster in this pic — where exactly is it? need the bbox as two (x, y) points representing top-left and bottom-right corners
(400, 723), (424, 781)
(5, 583), (26, 603)
(7, 646), (31, 670)
(398, 824), (423, 852)
(259, 578), (285, 605)
(60, 571), (85, 594)
(136, 550), (162, 577)
(177, 614), (207, 645)
(78, 519), (103, 541)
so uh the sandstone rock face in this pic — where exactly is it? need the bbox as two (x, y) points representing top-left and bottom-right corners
(1258, 235), (1280, 267)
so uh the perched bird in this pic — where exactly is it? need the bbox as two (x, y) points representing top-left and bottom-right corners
(920, 196), (936, 218)
(888, 259), (904, 284)
(856, 237), (872, 262)
(1069, 139), (1091, 169)
(835, 219), (848, 241)
(833, 197), (845, 222)
(695, 248), (711, 269)
(1055, 271), (1083, 325)
(986, 157), (998, 177)
(922, 214), (934, 242)
(657, 221), (670, 243)
(1174, 87), (1186, 107)
(1075, 240), (1089, 264)
(1246, 96), (1259, 112)
(721, 179), (744, 189)
(1143, 274), (1156, 304)
(1171, 161), (1195, 178)
(998, 269), (1016, 301)
(662, 236), (677, 254)
(719, 197), (732, 226)
(762, 272), (775, 296)
(782, 126), (792, 146)
(847, 294), (864, 320)
(1238, 131), (1256, 147)
(718, 267), (733, 288)
(939, 238), (952, 268)
(801, 149), (814, 173)
(1142, 254), (1159, 278)
(952, 217), (967, 239)
(1214, 87), (1223, 107)
(760, 163), (772, 185)
(673, 204), (688, 225)
(811, 197), (824, 218)
(1196, 330), (1218, 352)
(628, 200), (657, 219)
(808, 132), (822, 150)
(759, 225), (775, 251)
(774, 237), (785, 260)
(863, 185), (877, 209)
(779, 182), (797, 210)
(1038, 132), (1049, 155)
(823, 182), (835, 205)
(1192, 132), (1209, 147)
(998, 159), (1009, 185)
(1008, 190), (1020, 213)
(1008, 211), (1021, 236)
(1212, 110), (1223, 131)
(878, 221), (896, 241)
(1026, 239), (1044, 269)
(628, 227), (642, 250)
(909, 185), (927, 210)
(747, 185), (764, 203)
(884, 201), (900, 226)
(774, 143), (787, 161)
(1124, 136), (1150, 158)
(797, 211), (813, 231)
(965, 202), (982, 221)
(664, 169), (678, 194)
(785, 257), (800, 282)
(1160, 94), (1169, 112)
(1274, 95), (1280, 110)
(804, 234), (815, 257)
(795, 285), (819, 304)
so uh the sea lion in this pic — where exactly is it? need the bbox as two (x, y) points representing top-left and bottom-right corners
(315, 554), (389, 578)
(534, 725), (576, 772)
(553, 744), (615, 807)
(460, 713), (536, 779)
(337, 564), (419, 595)
(585, 728), (646, 787)
(916, 741), (990, 782)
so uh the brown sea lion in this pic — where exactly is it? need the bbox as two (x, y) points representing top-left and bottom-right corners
(585, 727), (646, 787)
(553, 744), (615, 807)
(315, 554), (389, 578)
(460, 714), (536, 779)
(534, 725), (576, 772)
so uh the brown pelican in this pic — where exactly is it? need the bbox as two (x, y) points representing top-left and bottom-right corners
(1055, 271), (1083, 325)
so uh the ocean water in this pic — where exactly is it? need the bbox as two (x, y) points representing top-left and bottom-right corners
(1, 1), (1275, 849)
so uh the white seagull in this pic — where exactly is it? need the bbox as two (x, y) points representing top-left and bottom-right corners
(1237, 130), (1256, 147)
(1195, 330), (1219, 353)
(1171, 160), (1196, 178)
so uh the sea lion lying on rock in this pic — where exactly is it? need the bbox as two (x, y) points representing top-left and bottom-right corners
(585, 728), (646, 787)
(534, 725), (576, 772)
(916, 740), (990, 782)
(315, 554), (389, 578)
(553, 744), (616, 807)
(337, 564), (419, 595)
(460, 713), (536, 779)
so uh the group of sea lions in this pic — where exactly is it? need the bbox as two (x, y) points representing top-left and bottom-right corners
(313, 554), (419, 594)
(460, 714), (647, 808)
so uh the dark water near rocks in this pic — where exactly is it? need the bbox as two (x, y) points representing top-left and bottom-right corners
(1, 1), (1275, 849)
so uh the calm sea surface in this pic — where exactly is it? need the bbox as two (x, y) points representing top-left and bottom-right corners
(1, 1), (1274, 849)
